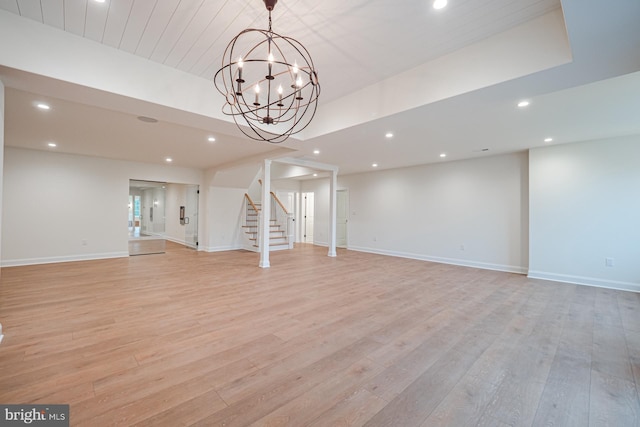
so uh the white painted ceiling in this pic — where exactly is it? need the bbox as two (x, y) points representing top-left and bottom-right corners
(1, 0), (639, 176)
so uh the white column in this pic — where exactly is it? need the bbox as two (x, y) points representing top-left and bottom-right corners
(259, 160), (271, 268)
(201, 168), (217, 252)
(328, 169), (337, 257)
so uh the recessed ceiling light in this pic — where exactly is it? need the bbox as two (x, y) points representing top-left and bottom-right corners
(433, 0), (448, 10)
(165, 157), (173, 163)
(95, 0), (106, 3)
(440, 153), (447, 158)
(36, 103), (50, 110)
(372, 163), (378, 168)
(385, 132), (394, 138)
(47, 142), (57, 147)
(313, 173), (318, 177)
(517, 100), (530, 108)
(544, 137), (553, 143)
(313, 149), (320, 155)
(208, 136), (216, 142)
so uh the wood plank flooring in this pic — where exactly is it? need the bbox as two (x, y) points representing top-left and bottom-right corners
(0, 242), (639, 426)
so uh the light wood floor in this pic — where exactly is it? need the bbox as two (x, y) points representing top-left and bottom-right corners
(128, 238), (166, 256)
(1, 243), (639, 426)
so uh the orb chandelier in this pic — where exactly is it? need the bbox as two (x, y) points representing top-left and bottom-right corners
(214, 0), (320, 143)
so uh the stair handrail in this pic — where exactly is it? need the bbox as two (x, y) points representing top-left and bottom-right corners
(244, 193), (259, 212)
(258, 179), (287, 214)
(270, 192), (288, 214)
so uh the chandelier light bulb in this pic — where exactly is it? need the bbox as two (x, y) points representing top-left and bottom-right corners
(277, 84), (284, 106)
(267, 52), (275, 79)
(235, 56), (245, 94)
(292, 61), (299, 74)
(254, 84), (260, 105)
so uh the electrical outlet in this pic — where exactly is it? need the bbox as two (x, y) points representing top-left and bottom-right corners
(81, 239), (88, 246)
(605, 257), (614, 267)
(460, 244), (465, 251)
(373, 236), (377, 242)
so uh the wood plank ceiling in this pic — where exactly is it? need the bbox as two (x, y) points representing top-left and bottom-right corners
(0, 0), (560, 103)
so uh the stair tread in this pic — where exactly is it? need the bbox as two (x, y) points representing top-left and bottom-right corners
(243, 204), (289, 249)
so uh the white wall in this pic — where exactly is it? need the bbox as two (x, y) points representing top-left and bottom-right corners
(206, 187), (247, 252)
(0, 80), (3, 342)
(2, 147), (202, 266)
(306, 152), (529, 273)
(272, 179), (302, 194)
(529, 136), (640, 291)
(202, 165), (261, 252)
(0, 80), (4, 266)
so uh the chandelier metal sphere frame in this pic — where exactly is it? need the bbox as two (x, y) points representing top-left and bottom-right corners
(214, 0), (320, 143)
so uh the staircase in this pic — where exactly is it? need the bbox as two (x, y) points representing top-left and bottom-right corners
(242, 199), (291, 251)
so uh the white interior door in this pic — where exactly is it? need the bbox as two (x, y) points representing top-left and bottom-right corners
(337, 189), (348, 248)
(302, 192), (314, 243)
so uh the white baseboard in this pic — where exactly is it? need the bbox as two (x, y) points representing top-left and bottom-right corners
(348, 245), (527, 274)
(162, 236), (206, 251)
(1, 251), (129, 267)
(528, 271), (640, 293)
(163, 236), (189, 246)
(204, 245), (246, 252)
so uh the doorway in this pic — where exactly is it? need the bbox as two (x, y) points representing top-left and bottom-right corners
(128, 180), (167, 255)
(301, 192), (314, 243)
(337, 189), (348, 248)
